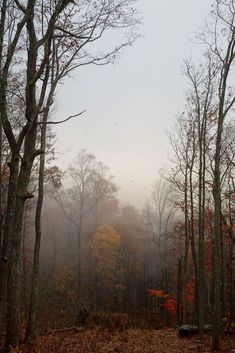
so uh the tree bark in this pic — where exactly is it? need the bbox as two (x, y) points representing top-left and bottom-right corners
(6, 122), (38, 348)
(0, 153), (19, 337)
(182, 174), (189, 325)
(25, 108), (48, 342)
(212, 116), (223, 350)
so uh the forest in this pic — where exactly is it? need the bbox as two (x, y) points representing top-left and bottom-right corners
(1, 0), (235, 352)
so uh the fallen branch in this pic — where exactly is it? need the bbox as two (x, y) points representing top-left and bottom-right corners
(41, 326), (84, 335)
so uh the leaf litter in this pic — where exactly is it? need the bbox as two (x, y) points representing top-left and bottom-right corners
(20, 328), (235, 353)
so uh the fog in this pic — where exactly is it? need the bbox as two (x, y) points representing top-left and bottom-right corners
(2, 1), (235, 349)
(54, 0), (211, 207)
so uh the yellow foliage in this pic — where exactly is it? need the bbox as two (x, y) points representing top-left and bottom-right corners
(53, 264), (77, 301)
(91, 225), (123, 287)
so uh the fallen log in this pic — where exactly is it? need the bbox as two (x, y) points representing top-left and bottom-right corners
(179, 324), (213, 337)
(179, 325), (198, 337)
(41, 326), (84, 335)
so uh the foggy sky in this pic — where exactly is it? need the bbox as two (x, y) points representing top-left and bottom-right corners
(54, 0), (212, 209)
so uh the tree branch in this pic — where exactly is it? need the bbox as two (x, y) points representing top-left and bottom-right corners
(37, 110), (86, 125)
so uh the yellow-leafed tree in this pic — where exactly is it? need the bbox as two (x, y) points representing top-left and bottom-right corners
(91, 225), (124, 311)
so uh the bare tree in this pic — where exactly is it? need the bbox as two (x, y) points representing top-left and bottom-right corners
(145, 177), (175, 294)
(183, 54), (218, 337)
(199, 1), (235, 349)
(55, 149), (117, 321)
(167, 115), (197, 324)
(0, 0), (140, 348)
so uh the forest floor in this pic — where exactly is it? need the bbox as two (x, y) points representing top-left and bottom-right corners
(18, 328), (235, 353)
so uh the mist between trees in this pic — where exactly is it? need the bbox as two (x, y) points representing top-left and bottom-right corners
(1, 0), (235, 352)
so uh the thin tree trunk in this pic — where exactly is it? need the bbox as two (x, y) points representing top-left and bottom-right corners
(182, 175), (189, 324)
(25, 109), (48, 342)
(198, 129), (206, 339)
(177, 258), (182, 325)
(189, 147), (198, 326)
(75, 206), (83, 323)
(212, 118), (223, 351)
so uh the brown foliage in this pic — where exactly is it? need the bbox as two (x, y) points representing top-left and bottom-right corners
(19, 328), (235, 353)
(89, 312), (129, 330)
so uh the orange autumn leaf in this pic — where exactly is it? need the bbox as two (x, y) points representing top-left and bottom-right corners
(148, 289), (176, 317)
(163, 298), (177, 316)
(148, 289), (168, 298)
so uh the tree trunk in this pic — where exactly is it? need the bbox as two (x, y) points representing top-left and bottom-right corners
(25, 110), (48, 342)
(182, 175), (189, 324)
(75, 206), (83, 323)
(6, 121), (38, 348)
(189, 154), (198, 326)
(212, 117), (223, 351)
(177, 258), (182, 325)
(0, 153), (19, 337)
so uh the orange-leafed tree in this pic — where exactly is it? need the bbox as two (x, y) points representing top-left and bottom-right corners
(148, 289), (177, 322)
(91, 225), (124, 311)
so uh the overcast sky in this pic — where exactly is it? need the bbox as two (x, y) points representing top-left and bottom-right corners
(54, 0), (212, 209)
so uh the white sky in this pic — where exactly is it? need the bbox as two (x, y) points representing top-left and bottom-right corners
(54, 0), (212, 208)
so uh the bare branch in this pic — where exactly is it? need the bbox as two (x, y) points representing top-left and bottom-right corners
(37, 110), (86, 126)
